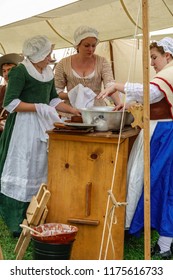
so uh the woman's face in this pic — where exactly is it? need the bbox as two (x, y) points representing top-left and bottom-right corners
(77, 37), (97, 57)
(36, 51), (53, 69)
(150, 47), (168, 73)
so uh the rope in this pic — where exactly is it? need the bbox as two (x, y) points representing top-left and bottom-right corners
(120, 0), (142, 30)
(99, 0), (142, 260)
(0, 108), (5, 119)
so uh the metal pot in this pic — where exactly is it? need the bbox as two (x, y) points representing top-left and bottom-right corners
(80, 106), (130, 131)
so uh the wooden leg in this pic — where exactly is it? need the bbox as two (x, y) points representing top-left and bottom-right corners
(15, 234), (31, 260)
(0, 245), (4, 260)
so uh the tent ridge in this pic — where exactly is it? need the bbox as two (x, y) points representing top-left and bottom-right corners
(120, 0), (142, 30)
(162, 0), (173, 17)
(46, 20), (73, 45)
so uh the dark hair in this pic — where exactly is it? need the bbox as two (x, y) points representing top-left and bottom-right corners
(149, 42), (165, 54)
(1, 62), (17, 69)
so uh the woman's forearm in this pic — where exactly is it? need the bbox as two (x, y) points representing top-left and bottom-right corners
(97, 83), (125, 100)
(115, 83), (125, 93)
(14, 102), (36, 112)
(110, 91), (122, 105)
(56, 102), (80, 115)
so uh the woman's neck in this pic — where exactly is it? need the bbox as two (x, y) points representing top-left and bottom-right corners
(71, 53), (96, 77)
(75, 53), (95, 63)
(32, 63), (43, 73)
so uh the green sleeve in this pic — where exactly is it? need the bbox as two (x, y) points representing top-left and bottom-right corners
(3, 66), (26, 107)
(50, 79), (59, 100)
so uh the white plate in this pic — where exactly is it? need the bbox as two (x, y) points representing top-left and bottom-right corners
(64, 122), (96, 129)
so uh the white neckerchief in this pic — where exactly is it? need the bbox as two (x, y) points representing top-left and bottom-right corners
(21, 58), (54, 82)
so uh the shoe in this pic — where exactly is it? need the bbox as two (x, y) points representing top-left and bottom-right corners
(12, 231), (21, 238)
(124, 230), (132, 242)
(151, 243), (172, 259)
(171, 243), (173, 254)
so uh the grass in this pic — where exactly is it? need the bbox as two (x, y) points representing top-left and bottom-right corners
(124, 230), (159, 260)
(0, 216), (165, 260)
(0, 216), (33, 260)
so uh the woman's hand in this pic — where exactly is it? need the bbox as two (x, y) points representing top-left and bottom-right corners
(97, 83), (125, 100)
(97, 84), (116, 99)
(71, 107), (81, 116)
(113, 103), (126, 111)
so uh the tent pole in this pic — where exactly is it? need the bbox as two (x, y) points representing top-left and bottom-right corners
(109, 40), (115, 79)
(142, 0), (151, 260)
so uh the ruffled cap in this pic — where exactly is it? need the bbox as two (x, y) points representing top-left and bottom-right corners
(73, 25), (99, 47)
(157, 37), (173, 56)
(22, 35), (52, 63)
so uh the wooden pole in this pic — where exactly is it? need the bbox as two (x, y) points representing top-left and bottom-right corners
(142, 0), (151, 260)
(109, 40), (115, 78)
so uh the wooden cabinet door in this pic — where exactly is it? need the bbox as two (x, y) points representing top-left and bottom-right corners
(47, 135), (128, 260)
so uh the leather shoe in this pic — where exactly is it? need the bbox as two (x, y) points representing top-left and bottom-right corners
(171, 243), (173, 254)
(151, 243), (172, 259)
(12, 231), (21, 238)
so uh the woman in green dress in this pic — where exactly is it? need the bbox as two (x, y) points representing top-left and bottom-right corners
(0, 35), (80, 237)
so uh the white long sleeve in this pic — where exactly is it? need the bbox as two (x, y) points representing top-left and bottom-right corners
(124, 82), (164, 104)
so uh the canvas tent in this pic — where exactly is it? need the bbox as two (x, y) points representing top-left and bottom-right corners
(0, 0), (173, 260)
(0, 0), (172, 82)
(0, 0), (173, 54)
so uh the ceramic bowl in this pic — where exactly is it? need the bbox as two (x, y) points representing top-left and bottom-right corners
(31, 223), (78, 244)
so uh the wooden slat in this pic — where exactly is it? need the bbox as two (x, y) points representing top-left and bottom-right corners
(0, 245), (3, 260)
(68, 218), (100, 226)
(14, 184), (51, 260)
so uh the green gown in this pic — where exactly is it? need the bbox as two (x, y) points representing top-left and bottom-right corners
(0, 64), (58, 235)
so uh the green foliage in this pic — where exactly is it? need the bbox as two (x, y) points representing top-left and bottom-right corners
(124, 230), (159, 260)
(0, 216), (33, 260)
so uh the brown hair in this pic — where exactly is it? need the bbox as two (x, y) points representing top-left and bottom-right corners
(149, 42), (165, 54)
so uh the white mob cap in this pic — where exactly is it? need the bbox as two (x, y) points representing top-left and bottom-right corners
(22, 35), (52, 63)
(73, 25), (99, 47)
(157, 37), (173, 56)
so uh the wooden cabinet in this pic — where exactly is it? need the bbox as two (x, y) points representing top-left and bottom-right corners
(46, 129), (138, 260)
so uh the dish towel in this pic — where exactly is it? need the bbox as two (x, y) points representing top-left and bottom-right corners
(68, 84), (96, 109)
(35, 103), (62, 142)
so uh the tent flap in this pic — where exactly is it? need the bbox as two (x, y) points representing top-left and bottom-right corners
(0, 0), (173, 54)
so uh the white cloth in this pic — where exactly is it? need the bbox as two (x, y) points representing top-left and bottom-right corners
(125, 120), (158, 228)
(21, 58), (54, 82)
(1, 112), (48, 202)
(1, 107), (62, 202)
(68, 84), (96, 109)
(35, 103), (62, 142)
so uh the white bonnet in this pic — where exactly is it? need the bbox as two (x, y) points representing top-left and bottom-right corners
(73, 25), (99, 47)
(22, 35), (52, 63)
(157, 37), (173, 56)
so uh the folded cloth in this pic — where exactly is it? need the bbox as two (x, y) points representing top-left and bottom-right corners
(35, 103), (62, 142)
(68, 84), (96, 109)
